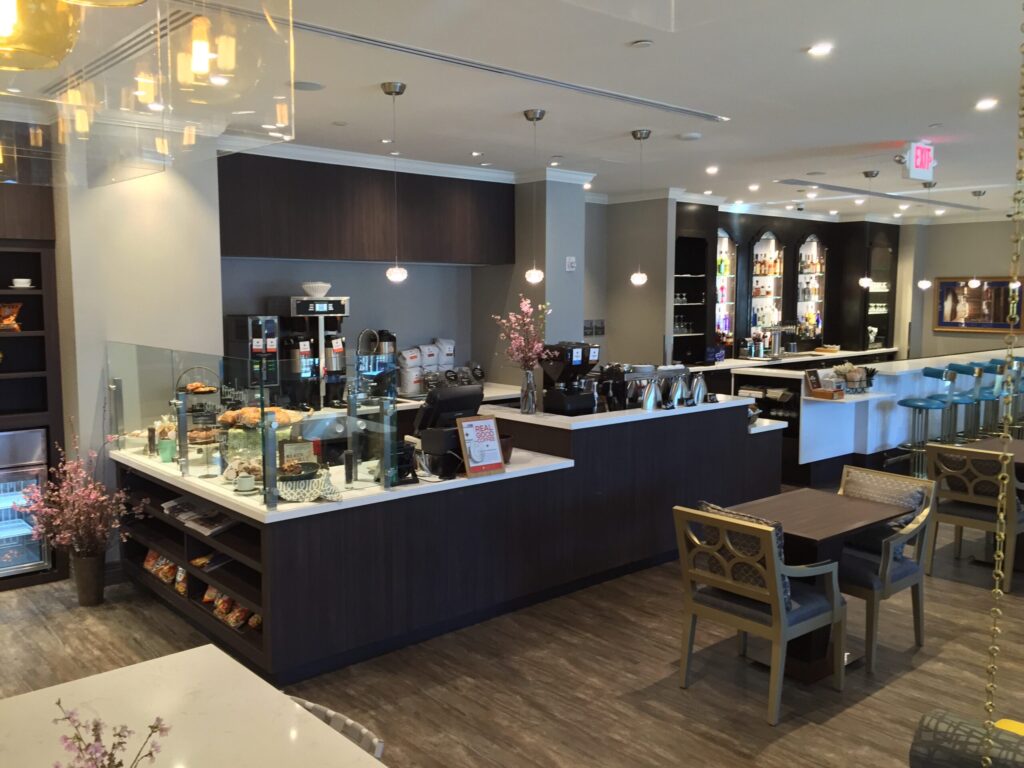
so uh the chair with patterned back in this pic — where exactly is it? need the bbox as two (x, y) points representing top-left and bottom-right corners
(836, 467), (936, 674)
(289, 696), (385, 760)
(925, 444), (1022, 593)
(673, 503), (846, 726)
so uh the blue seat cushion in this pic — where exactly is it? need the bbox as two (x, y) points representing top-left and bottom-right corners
(978, 387), (1000, 402)
(693, 580), (843, 627)
(899, 398), (946, 410)
(839, 549), (921, 591)
(928, 392), (976, 405)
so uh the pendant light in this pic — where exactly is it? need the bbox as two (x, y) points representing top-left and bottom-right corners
(918, 182), (937, 290)
(858, 170), (878, 289)
(523, 108), (545, 285)
(65, 0), (145, 6)
(0, 0), (80, 71)
(966, 190), (986, 289)
(382, 81), (408, 284)
(629, 128), (651, 287)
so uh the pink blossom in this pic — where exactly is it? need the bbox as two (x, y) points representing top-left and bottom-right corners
(492, 295), (553, 371)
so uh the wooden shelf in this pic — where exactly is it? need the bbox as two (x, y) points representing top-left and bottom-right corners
(134, 498), (262, 573)
(185, 559), (262, 613)
(0, 371), (46, 381)
(189, 597), (263, 651)
(673, 302), (705, 307)
(673, 333), (704, 338)
(674, 274), (706, 278)
(0, 288), (42, 295)
(124, 518), (186, 564)
(0, 330), (44, 337)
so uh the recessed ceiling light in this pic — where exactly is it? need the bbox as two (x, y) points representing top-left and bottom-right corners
(262, 124), (277, 130)
(549, 160), (560, 167)
(583, 182), (592, 190)
(734, 199), (744, 205)
(854, 198), (865, 205)
(291, 80), (325, 92)
(806, 192), (818, 199)
(268, 131), (284, 138)
(934, 208), (946, 216)
(679, 131), (702, 141)
(630, 39), (654, 48)
(809, 185), (819, 189)
(380, 138), (392, 144)
(471, 151), (483, 157)
(705, 165), (719, 175)
(829, 210), (839, 216)
(209, 75), (230, 87)
(389, 151), (400, 156)
(232, 110), (256, 115)
(975, 97), (999, 111)
(703, 190), (713, 195)
(274, 95), (288, 100)
(893, 212), (903, 218)
(899, 203), (910, 210)
(807, 41), (834, 57)
(785, 204), (795, 210)
(5, 87), (20, 94)
(147, 103), (165, 112)
(748, 183), (760, 192)
(479, 162), (492, 167)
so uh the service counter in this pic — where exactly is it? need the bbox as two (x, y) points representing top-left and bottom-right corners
(112, 392), (782, 683)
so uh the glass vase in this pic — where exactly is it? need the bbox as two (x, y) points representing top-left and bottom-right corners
(520, 369), (537, 414)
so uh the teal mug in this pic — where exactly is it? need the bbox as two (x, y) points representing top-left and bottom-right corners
(158, 438), (176, 463)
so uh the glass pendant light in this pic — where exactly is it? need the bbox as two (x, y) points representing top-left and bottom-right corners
(0, 0), (80, 71)
(859, 170), (878, 289)
(523, 108), (546, 285)
(966, 190), (986, 288)
(629, 128), (651, 287)
(917, 182), (936, 290)
(383, 81), (408, 284)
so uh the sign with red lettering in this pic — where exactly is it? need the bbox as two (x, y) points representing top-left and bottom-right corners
(456, 416), (506, 477)
(904, 141), (935, 181)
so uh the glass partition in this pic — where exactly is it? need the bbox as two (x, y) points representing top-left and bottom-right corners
(106, 341), (398, 510)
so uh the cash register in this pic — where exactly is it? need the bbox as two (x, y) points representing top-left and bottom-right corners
(540, 342), (601, 416)
(408, 384), (485, 479)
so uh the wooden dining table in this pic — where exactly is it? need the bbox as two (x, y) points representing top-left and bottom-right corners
(734, 487), (910, 682)
(0, 645), (386, 767)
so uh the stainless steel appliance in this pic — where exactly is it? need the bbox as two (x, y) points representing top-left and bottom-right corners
(0, 429), (50, 579)
(223, 315), (280, 389)
(539, 342), (601, 416)
(595, 363), (676, 411)
(267, 296), (350, 411)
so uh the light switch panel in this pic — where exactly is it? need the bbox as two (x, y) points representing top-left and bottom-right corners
(565, 256), (577, 272)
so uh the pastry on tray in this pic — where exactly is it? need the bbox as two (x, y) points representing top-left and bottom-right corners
(185, 381), (219, 394)
(187, 428), (218, 443)
(218, 406), (303, 428)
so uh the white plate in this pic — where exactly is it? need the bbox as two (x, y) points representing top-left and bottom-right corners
(8, 283), (34, 289)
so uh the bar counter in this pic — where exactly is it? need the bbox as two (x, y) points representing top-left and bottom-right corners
(113, 392), (781, 683)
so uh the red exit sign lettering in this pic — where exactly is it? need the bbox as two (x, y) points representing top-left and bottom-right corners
(904, 141), (935, 181)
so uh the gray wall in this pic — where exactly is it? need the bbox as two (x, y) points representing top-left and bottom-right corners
(221, 258), (474, 361)
(543, 180), (586, 343)
(584, 202), (608, 347)
(604, 198), (672, 364)
(907, 220), (1016, 358)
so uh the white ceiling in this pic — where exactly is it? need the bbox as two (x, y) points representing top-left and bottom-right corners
(280, 0), (1017, 217)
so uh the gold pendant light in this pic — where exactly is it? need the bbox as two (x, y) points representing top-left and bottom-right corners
(64, 0), (146, 6)
(0, 0), (81, 72)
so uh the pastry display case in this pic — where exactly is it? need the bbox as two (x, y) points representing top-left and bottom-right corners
(106, 341), (400, 511)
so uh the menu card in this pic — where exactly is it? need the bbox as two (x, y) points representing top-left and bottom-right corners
(456, 416), (506, 477)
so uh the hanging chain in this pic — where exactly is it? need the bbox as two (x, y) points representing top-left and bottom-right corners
(392, 93), (400, 269)
(981, 8), (1024, 765)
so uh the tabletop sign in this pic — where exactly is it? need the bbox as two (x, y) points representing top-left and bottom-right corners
(903, 141), (935, 181)
(456, 416), (506, 478)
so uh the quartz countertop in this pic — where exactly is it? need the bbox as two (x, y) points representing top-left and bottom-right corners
(689, 346), (899, 374)
(749, 418), (788, 434)
(111, 446), (573, 524)
(0, 646), (384, 767)
(479, 393), (753, 431)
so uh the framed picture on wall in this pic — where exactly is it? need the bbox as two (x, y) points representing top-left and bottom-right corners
(933, 277), (1024, 333)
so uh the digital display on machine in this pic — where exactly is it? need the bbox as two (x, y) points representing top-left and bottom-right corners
(292, 298), (349, 316)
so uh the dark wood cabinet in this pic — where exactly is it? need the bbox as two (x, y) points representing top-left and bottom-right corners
(218, 154), (515, 265)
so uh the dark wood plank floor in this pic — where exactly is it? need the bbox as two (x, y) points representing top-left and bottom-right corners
(1, 528), (1020, 768)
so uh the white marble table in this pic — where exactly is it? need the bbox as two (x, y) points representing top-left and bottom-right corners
(0, 645), (385, 767)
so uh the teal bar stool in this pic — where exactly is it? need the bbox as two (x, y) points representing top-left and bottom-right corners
(994, 357), (1024, 437)
(930, 363), (982, 442)
(897, 367), (953, 477)
(972, 361), (1005, 437)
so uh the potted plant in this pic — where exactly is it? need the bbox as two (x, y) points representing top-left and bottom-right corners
(17, 442), (141, 606)
(52, 699), (170, 767)
(493, 295), (552, 414)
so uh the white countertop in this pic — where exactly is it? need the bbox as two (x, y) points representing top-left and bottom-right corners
(479, 393), (753, 430)
(0, 645), (384, 767)
(802, 391), (898, 405)
(111, 446), (573, 524)
(749, 418), (787, 435)
(871, 348), (1009, 376)
(690, 346), (898, 374)
(733, 368), (807, 380)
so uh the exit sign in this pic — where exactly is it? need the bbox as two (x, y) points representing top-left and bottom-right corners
(904, 141), (935, 181)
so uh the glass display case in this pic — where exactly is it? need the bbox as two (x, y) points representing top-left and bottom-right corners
(715, 229), (737, 351)
(106, 342), (399, 511)
(796, 235), (826, 340)
(750, 231), (783, 332)
(0, 429), (49, 579)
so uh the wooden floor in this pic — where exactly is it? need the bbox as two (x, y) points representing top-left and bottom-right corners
(1, 527), (1020, 768)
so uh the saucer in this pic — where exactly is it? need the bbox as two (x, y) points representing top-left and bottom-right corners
(233, 487), (261, 496)
(8, 284), (34, 289)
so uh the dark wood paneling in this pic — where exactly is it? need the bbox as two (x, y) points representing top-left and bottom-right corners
(218, 154), (515, 265)
(828, 221), (900, 350)
(0, 185), (55, 241)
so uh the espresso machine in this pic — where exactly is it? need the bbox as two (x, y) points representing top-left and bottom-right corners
(266, 295), (350, 411)
(223, 315), (280, 390)
(539, 342), (601, 416)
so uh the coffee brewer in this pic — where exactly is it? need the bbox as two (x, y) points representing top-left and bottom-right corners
(539, 342), (601, 416)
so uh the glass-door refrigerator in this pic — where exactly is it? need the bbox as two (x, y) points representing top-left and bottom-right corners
(796, 235), (826, 342)
(715, 229), (737, 354)
(750, 232), (783, 349)
(0, 429), (50, 579)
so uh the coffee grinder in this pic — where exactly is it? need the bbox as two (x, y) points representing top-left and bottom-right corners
(540, 342), (601, 416)
(267, 295), (350, 411)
